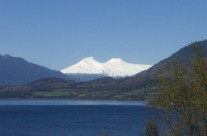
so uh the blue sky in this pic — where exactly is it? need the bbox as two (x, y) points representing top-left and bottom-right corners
(0, 0), (207, 70)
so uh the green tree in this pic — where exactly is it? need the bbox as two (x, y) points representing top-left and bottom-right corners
(152, 47), (207, 136)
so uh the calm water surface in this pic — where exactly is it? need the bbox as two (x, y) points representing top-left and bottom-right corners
(0, 100), (160, 136)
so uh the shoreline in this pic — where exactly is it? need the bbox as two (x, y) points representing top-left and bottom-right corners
(0, 99), (148, 106)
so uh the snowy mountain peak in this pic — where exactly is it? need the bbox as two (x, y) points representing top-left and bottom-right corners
(77, 57), (100, 65)
(81, 56), (96, 62)
(79, 57), (99, 64)
(61, 57), (152, 77)
(106, 58), (126, 64)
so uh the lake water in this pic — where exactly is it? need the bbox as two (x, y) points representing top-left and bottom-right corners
(0, 100), (160, 136)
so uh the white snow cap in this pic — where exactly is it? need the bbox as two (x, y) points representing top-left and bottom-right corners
(61, 57), (152, 77)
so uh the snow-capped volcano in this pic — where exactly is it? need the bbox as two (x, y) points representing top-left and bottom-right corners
(61, 57), (152, 77)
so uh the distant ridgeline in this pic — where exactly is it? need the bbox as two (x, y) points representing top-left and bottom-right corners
(0, 55), (152, 86)
(0, 55), (69, 85)
(134, 40), (207, 81)
(0, 40), (207, 100)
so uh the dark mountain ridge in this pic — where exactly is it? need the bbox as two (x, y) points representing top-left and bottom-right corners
(132, 40), (207, 81)
(0, 54), (69, 85)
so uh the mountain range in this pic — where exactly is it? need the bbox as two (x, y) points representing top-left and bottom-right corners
(61, 57), (152, 77)
(0, 40), (206, 100)
(0, 54), (151, 86)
